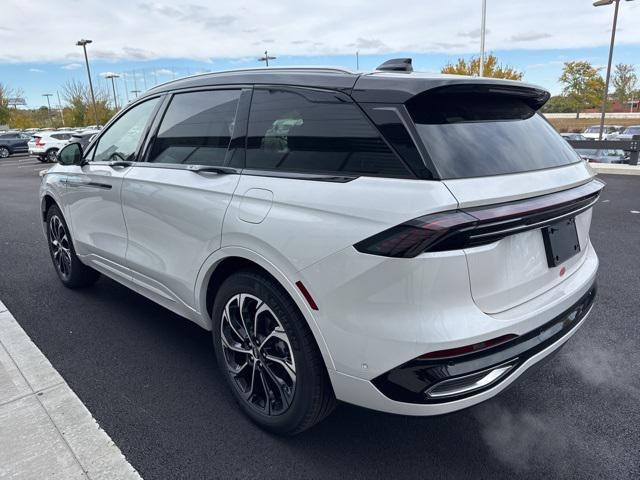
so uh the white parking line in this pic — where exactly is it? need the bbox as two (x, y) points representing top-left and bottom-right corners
(0, 301), (142, 480)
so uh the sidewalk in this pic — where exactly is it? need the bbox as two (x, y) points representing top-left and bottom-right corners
(0, 300), (141, 480)
(591, 163), (640, 175)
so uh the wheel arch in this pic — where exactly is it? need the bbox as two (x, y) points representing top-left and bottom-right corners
(196, 247), (336, 372)
(41, 194), (59, 222)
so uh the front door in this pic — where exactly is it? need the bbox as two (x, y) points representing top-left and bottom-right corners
(62, 97), (161, 279)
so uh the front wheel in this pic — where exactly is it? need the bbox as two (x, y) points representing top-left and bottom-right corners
(45, 148), (58, 163)
(212, 270), (335, 435)
(46, 205), (100, 288)
(0, 147), (10, 158)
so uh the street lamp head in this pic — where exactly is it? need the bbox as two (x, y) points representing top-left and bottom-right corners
(76, 39), (93, 46)
(594, 0), (634, 5)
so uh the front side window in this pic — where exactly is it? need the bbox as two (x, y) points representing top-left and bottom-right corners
(93, 98), (159, 163)
(148, 90), (241, 166)
(246, 88), (410, 177)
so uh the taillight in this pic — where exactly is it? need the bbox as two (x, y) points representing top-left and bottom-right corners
(354, 211), (476, 258)
(354, 180), (604, 258)
(418, 334), (517, 360)
(35, 137), (44, 147)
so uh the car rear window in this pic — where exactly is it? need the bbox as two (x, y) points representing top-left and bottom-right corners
(406, 88), (580, 179)
(624, 127), (640, 135)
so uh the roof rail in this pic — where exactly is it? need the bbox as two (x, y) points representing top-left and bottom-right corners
(149, 66), (356, 91)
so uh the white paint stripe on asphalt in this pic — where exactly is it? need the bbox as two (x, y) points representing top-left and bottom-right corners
(0, 300), (142, 480)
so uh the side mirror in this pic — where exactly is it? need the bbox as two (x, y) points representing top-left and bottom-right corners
(58, 143), (83, 166)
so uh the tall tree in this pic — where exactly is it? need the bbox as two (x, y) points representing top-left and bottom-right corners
(612, 63), (637, 108)
(0, 83), (22, 125)
(61, 79), (114, 127)
(558, 61), (605, 118)
(441, 54), (523, 80)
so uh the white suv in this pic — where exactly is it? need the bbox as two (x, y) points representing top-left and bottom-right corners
(28, 131), (74, 162)
(40, 63), (601, 434)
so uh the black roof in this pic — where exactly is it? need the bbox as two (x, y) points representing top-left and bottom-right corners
(143, 67), (550, 106)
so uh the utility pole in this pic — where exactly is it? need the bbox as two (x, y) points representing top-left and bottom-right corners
(356, 51), (359, 71)
(258, 50), (276, 67)
(76, 39), (99, 125)
(479, 0), (487, 76)
(56, 91), (65, 126)
(43, 94), (53, 126)
(105, 73), (120, 110)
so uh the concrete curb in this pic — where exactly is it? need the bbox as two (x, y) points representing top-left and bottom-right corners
(590, 163), (640, 176)
(0, 300), (142, 480)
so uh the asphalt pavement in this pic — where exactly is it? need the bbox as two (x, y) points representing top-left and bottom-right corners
(0, 155), (638, 479)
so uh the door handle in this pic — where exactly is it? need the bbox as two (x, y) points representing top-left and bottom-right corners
(108, 161), (134, 168)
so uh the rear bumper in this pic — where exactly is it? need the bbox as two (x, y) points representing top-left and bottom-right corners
(371, 284), (595, 404)
(329, 284), (594, 416)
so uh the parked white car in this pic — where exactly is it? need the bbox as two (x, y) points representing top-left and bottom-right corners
(615, 125), (640, 141)
(40, 63), (601, 434)
(582, 125), (624, 140)
(28, 131), (74, 162)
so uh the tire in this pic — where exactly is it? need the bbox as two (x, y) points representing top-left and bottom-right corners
(212, 269), (336, 435)
(36, 156), (47, 163)
(45, 148), (58, 163)
(0, 146), (10, 158)
(45, 205), (100, 288)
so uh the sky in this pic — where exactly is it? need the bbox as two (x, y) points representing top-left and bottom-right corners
(1, 0), (639, 108)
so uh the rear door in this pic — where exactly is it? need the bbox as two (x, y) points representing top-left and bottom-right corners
(404, 85), (597, 314)
(121, 88), (248, 309)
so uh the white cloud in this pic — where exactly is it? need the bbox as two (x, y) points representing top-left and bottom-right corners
(29, 68), (43, 72)
(0, 0), (638, 63)
(155, 68), (176, 76)
(99, 71), (120, 77)
(61, 63), (82, 70)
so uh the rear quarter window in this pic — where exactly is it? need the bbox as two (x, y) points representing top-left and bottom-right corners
(407, 88), (580, 179)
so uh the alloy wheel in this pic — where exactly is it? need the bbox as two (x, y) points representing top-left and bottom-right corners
(220, 293), (296, 415)
(49, 215), (72, 279)
(0, 147), (9, 158)
(46, 150), (58, 162)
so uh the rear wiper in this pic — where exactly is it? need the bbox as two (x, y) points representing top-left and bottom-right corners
(185, 165), (238, 175)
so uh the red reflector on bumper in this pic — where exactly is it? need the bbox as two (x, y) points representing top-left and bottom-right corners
(295, 281), (319, 311)
(418, 334), (518, 360)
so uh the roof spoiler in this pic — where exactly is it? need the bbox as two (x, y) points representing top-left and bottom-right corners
(376, 58), (413, 73)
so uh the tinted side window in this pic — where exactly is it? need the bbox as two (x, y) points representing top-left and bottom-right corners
(93, 98), (159, 163)
(246, 88), (410, 177)
(148, 90), (240, 166)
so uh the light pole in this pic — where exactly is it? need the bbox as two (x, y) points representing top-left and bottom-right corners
(131, 90), (141, 98)
(258, 50), (276, 67)
(43, 93), (53, 126)
(593, 0), (634, 140)
(105, 73), (120, 110)
(356, 51), (360, 71)
(76, 39), (99, 125)
(479, 0), (487, 76)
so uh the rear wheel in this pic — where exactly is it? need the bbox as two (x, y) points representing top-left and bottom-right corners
(0, 147), (9, 158)
(212, 269), (335, 435)
(45, 148), (58, 163)
(46, 205), (100, 288)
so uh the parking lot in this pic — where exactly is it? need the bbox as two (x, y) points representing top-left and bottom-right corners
(0, 156), (639, 479)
